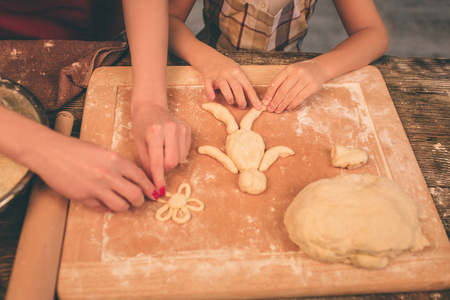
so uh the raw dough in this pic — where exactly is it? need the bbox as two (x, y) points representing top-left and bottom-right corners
(331, 145), (368, 169)
(198, 145), (238, 174)
(238, 169), (267, 195)
(198, 103), (295, 195)
(0, 153), (28, 199)
(259, 146), (295, 172)
(155, 183), (204, 224)
(226, 129), (265, 171)
(284, 173), (429, 269)
(202, 102), (238, 134)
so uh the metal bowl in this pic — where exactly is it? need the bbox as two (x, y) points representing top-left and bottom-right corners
(0, 78), (48, 212)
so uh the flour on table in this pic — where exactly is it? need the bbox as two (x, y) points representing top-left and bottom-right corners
(198, 102), (294, 195)
(284, 173), (429, 269)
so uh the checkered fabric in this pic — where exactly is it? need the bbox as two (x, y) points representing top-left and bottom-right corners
(197, 0), (317, 52)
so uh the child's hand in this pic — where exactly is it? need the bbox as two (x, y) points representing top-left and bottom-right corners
(262, 60), (326, 113)
(199, 52), (262, 110)
(131, 101), (191, 195)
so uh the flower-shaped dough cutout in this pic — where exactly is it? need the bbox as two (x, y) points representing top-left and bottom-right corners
(155, 183), (204, 224)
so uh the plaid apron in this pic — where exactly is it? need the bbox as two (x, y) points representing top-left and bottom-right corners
(197, 0), (317, 52)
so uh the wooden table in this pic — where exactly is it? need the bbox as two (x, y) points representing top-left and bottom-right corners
(0, 50), (449, 299)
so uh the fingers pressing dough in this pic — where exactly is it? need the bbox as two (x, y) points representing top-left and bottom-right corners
(239, 106), (266, 130)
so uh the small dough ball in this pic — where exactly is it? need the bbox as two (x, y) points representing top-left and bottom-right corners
(284, 174), (429, 269)
(238, 169), (267, 195)
(331, 145), (368, 169)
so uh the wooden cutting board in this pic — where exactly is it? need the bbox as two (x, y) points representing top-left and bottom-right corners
(57, 65), (450, 299)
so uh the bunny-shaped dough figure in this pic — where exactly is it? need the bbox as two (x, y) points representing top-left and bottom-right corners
(198, 103), (294, 195)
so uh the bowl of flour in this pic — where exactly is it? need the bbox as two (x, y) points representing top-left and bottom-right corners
(0, 78), (48, 212)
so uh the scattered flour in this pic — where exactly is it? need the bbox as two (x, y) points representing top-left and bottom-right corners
(433, 143), (448, 152)
(44, 41), (54, 48)
(10, 49), (21, 59)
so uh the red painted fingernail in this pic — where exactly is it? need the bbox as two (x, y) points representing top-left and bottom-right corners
(152, 190), (160, 200)
(159, 186), (166, 197)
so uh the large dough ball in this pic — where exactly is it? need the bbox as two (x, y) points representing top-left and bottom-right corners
(284, 174), (429, 269)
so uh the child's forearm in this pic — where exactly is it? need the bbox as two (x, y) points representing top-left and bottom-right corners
(313, 0), (389, 82)
(169, 11), (262, 109)
(169, 16), (219, 72)
(312, 26), (388, 82)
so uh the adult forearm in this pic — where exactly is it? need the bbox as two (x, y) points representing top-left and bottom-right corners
(0, 106), (61, 172)
(122, 0), (169, 107)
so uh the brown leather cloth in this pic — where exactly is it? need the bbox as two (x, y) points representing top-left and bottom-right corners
(0, 40), (128, 111)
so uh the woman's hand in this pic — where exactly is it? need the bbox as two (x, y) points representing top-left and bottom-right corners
(124, 0), (191, 197)
(262, 60), (327, 113)
(0, 105), (156, 213)
(131, 101), (191, 196)
(199, 51), (262, 110)
(35, 135), (157, 213)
